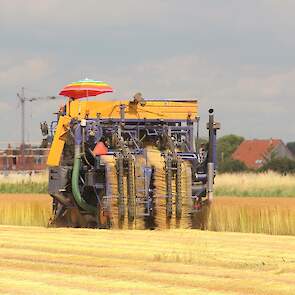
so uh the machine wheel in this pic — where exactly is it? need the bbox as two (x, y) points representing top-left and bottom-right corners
(48, 198), (79, 227)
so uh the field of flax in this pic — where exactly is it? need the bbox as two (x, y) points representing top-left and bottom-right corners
(0, 194), (51, 226)
(215, 172), (295, 197)
(0, 172), (48, 193)
(1, 170), (295, 234)
(1, 193), (295, 235)
(209, 197), (295, 235)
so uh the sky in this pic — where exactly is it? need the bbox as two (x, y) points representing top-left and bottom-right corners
(0, 0), (294, 146)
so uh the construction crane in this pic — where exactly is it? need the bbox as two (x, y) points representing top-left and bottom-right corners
(17, 87), (57, 146)
(16, 87), (57, 170)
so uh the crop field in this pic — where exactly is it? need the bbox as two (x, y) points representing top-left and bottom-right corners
(209, 197), (295, 235)
(0, 172), (47, 194)
(0, 225), (295, 295)
(214, 172), (295, 197)
(0, 194), (51, 226)
(1, 171), (295, 197)
(1, 194), (295, 235)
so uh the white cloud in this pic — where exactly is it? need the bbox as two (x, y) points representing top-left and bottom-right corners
(0, 0), (174, 29)
(100, 54), (295, 140)
(106, 54), (295, 105)
(0, 101), (12, 112)
(0, 1), (295, 142)
(0, 57), (55, 88)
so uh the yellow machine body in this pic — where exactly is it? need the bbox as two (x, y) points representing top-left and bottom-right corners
(67, 99), (198, 120)
(47, 99), (198, 167)
(47, 115), (71, 167)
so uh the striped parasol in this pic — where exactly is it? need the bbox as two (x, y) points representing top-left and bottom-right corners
(59, 78), (113, 99)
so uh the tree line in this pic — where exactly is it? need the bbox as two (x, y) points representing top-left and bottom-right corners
(197, 135), (295, 174)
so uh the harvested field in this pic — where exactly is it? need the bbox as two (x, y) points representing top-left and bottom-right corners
(0, 226), (295, 294)
(1, 194), (295, 235)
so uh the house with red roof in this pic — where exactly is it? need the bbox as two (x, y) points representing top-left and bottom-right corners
(232, 139), (294, 170)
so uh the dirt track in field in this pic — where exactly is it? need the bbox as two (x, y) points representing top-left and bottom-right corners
(0, 226), (295, 294)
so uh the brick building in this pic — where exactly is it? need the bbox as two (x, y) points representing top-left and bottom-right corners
(0, 144), (49, 172)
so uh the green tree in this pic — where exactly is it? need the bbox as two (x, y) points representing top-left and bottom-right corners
(195, 137), (208, 151)
(217, 134), (244, 163)
(259, 157), (295, 174)
(218, 159), (248, 173)
(287, 142), (295, 156)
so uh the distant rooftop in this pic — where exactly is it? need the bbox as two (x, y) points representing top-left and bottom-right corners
(232, 139), (283, 169)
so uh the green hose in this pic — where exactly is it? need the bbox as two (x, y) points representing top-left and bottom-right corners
(72, 146), (97, 214)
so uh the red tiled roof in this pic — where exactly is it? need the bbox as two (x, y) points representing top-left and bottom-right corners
(232, 139), (282, 169)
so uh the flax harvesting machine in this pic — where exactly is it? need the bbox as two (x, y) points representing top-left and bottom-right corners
(45, 96), (220, 229)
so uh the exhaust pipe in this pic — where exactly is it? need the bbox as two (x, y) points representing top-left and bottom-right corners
(207, 162), (214, 203)
(207, 109), (219, 203)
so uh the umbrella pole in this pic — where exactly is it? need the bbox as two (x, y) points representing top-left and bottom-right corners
(66, 98), (73, 116)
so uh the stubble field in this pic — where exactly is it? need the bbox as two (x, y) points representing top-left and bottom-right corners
(1, 172), (295, 294)
(0, 225), (295, 295)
